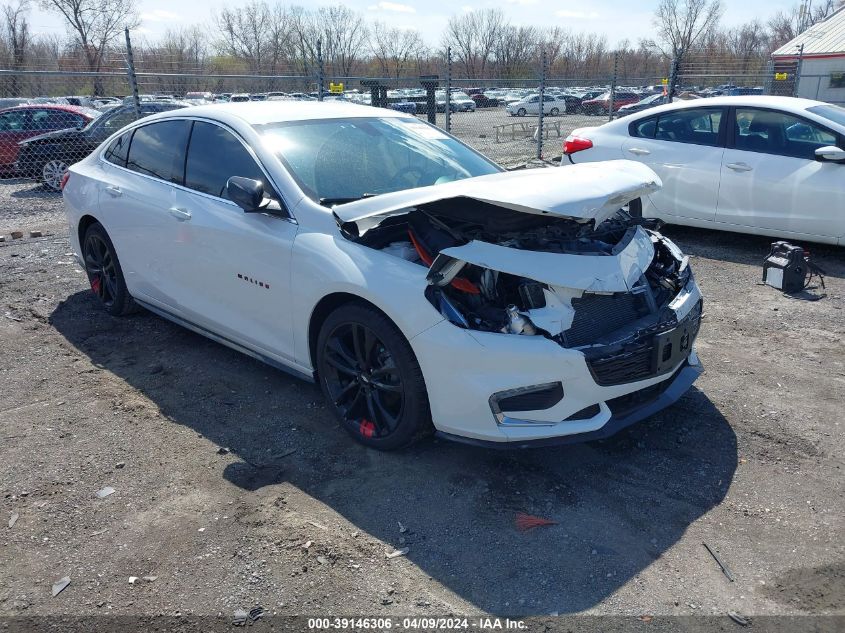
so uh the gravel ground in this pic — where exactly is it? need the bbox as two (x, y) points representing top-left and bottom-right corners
(425, 108), (596, 165)
(0, 181), (843, 627)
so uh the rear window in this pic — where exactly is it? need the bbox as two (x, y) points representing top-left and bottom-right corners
(104, 132), (131, 167)
(630, 107), (723, 147)
(807, 104), (845, 129)
(126, 120), (191, 183)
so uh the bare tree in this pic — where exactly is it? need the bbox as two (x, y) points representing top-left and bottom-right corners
(40, 0), (139, 93)
(317, 5), (368, 78)
(494, 25), (537, 78)
(369, 21), (427, 80)
(215, 1), (273, 73)
(442, 8), (506, 78)
(2, 0), (30, 95)
(653, 0), (723, 60)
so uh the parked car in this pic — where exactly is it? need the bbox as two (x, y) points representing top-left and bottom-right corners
(471, 93), (500, 108)
(16, 102), (186, 190)
(616, 93), (669, 117)
(581, 91), (641, 115)
(450, 92), (477, 112)
(185, 92), (213, 103)
(62, 101), (703, 449)
(230, 93), (251, 102)
(506, 94), (563, 117)
(562, 96), (845, 245)
(389, 100), (417, 114)
(0, 104), (100, 172)
(552, 94), (583, 114)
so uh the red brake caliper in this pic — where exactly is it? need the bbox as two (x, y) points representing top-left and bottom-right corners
(90, 275), (101, 295)
(359, 419), (376, 438)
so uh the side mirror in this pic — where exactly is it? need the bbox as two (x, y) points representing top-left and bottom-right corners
(227, 176), (264, 212)
(815, 146), (845, 162)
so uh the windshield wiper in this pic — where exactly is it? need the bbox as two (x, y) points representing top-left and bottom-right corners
(318, 193), (378, 207)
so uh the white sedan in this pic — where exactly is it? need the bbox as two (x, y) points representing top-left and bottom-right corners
(562, 96), (845, 245)
(62, 102), (703, 449)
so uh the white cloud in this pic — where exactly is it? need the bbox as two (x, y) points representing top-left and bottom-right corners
(506, 0), (538, 5)
(461, 5), (473, 12)
(140, 10), (180, 22)
(368, 1), (416, 13)
(555, 10), (601, 19)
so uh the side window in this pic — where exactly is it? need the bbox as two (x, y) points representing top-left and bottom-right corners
(185, 121), (276, 200)
(126, 120), (191, 183)
(735, 108), (838, 159)
(104, 132), (131, 167)
(631, 116), (657, 139)
(654, 108), (723, 146)
(31, 110), (82, 131)
(0, 110), (28, 131)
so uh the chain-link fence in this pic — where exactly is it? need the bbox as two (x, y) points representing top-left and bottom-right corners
(0, 31), (841, 199)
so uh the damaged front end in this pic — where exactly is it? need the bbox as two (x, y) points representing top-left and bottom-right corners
(334, 161), (702, 439)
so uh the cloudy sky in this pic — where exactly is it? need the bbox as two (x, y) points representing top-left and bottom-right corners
(26, 0), (800, 47)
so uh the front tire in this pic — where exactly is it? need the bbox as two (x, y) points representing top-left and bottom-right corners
(550, 107), (560, 116)
(82, 222), (137, 316)
(316, 303), (431, 450)
(517, 108), (526, 117)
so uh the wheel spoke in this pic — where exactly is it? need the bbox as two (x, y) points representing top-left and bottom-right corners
(372, 390), (401, 431)
(351, 324), (368, 369)
(364, 391), (385, 433)
(371, 379), (402, 393)
(332, 379), (359, 405)
(325, 339), (358, 376)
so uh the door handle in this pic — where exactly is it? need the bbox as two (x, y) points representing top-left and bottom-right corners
(168, 207), (192, 221)
(104, 185), (122, 197)
(726, 162), (753, 172)
(627, 147), (651, 156)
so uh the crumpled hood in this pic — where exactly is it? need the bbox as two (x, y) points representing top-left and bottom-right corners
(334, 160), (661, 233)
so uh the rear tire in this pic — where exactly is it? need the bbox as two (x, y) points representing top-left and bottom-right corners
(517, 108), (526, 117)
(82, 222), (138, 316)
(316, 303), (431, 450)
(41, 159), (68, 192)
(550, 107), (560, 116)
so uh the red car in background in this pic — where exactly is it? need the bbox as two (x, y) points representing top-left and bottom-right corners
(581, 91), (641, 115)
(0, 104), (100, 172)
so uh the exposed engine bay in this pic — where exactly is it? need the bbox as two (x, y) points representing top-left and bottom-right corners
(342, 194), (702, 386)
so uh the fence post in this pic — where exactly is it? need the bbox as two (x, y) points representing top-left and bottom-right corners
(668, 53), (680, 103)
(793, 43), (804, 98)
(608, 51), (618, 122)
(124, 28), (141, 117)
(317, 39), (324, 101)
(445, 47), (452, 132)
(537, 50), (547, 160)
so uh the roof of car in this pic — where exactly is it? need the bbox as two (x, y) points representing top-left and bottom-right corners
(168, 100), (407, 125)
(620, 95), (832, 118)
(0, 103), (100, 117)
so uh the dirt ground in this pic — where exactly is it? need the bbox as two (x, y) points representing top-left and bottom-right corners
(1, 181), (843, 628)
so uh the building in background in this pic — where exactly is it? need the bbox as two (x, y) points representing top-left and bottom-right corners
(771, 8), (845, 104)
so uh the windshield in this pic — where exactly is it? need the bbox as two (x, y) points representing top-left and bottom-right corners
(256, 116), (501, 203)
(807, 104), (845, 129)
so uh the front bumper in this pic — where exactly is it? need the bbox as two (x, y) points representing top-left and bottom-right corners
(435, 359), (702, 448)
(409, 278), (704, 445)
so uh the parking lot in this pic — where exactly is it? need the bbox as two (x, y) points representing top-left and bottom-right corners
(426, 108), (601, 165)
(1, 179), (843, 624)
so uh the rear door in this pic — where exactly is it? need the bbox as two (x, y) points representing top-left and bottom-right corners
(621, 106), (727, 222)
(716, 107), (845, 240)
(96, 120), (192, 307)
(0, 109), (32, 167)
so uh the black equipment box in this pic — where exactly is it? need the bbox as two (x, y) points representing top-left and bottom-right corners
(763, 241), (806, 294)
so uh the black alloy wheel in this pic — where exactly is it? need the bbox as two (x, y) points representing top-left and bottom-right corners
(82, 223), (137, 316)
(317, 304), (430, 449)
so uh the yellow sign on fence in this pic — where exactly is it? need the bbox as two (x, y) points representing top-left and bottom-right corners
(329, 82), (344, 93)
(774, 72), (789, 81)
